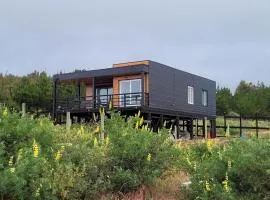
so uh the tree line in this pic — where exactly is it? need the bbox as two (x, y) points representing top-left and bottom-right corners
(0, 71), (269, 116)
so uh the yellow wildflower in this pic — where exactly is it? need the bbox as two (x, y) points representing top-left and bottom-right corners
(139, 116), (144, 126)
(137, 110), (141, 117)
(207, 139), (213, 151)
(105, 137), (109, 146)
(10, 167), (15, 173)
(222, 172), (230, 192)
(94, 126), (100, 133)
(93, 137), (98, 147)
(163, 120), (167, 128)
(3, 107), (8, 116)
(186, 155), (192, 166)
(205, 181), (211, 191)
(147, 153), (151, 162)
(8, 156), (14, 166)
(33, 139), (39, 158)
(109, 100), (113, 110)
(135, 121), (139, 129)
(55, 150), (62, 161)
(193, 163), (197, 171)
(228, 160), (232, 170)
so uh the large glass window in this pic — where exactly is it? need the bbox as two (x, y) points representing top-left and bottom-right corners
(119, 79), (141, 106)
(188, 86), (194, 105)
(202, 90), (208, 106)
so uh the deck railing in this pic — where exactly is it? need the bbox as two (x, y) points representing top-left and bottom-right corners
(56, 92), (149, 112)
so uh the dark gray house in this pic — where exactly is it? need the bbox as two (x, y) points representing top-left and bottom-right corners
(53, 60), (216, 138)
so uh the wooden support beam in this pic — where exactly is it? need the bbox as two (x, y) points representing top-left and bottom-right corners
(203, 117), (207, 139)
(52, 80), (57, 120)
(141, 72), (145, 106)
(92, 77), (95, 108)
(176, 116), (180, 139)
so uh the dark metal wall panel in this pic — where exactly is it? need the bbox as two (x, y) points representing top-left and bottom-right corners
(149, 61), (216, 117)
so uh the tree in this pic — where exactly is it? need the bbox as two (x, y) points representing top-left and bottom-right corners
(216, 86), (233, 115)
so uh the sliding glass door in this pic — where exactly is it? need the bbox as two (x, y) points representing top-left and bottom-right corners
(119, 79), (141, 106)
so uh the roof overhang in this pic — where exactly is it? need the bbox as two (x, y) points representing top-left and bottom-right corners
(53, 65), (149, 82)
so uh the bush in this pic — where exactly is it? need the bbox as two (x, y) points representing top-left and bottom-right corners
(0, 108), (180, 199)
(181, 139), (270, 200)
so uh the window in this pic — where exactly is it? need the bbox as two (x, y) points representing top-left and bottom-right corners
(96, 87), (113, 106)
(119, 79), (141, 106)
(202, 90), (208, 106)
(188, 86), (194, 104)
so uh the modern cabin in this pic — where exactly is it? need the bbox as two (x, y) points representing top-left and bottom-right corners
(53, 60), (216, 138)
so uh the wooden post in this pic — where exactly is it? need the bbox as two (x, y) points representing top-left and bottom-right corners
(239, 115), (242, 137)
(176, 116), (180, 139)
(224, 114), (227, 132)
(22, 103), (26, 117)
(256, 113), (259, 138)
(100, 110), (105, 141)
(204, 117), (208, 139)
(196, 119), (198, 136)
(66, 111), (71, 133)
(52, 80), (57, 120)
(141, 72), (145, 106)
(92, 77), (95, 108)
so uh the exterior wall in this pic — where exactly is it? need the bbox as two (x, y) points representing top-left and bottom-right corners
(112, 74), (149, 107)
(149, 61), (216, 118)
(85, 84), (93, 100)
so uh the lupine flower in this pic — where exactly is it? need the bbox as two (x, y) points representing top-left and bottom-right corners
(93, 137), (98, 147)
(105, 137), (110, 146)
(193, 163), (197, 171)
(55, 150), (62, 161)
(8, 156), (14, 166)
(33, 139), (39, 158)
(207, 139), (213, 151)
(186, 155), (192, 166)
(205, 181), (211, 191)
(147, 153), (151, 161)
(109, 100), (113, 110)
(3, 107), (8, 116)
(94, 126), (100, 133)
(139, 116), (144, 126)
(222, 172), (230, 192)
(217, 151), (222, 160)
(135, 121), (139, 129)
(228, 160), (232, 170)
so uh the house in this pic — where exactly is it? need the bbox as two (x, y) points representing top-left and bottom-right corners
(53, 60), (216, 138)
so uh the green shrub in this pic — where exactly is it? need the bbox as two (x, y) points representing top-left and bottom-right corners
(0, 108), (179, 199)
(181, 139), (270, 200)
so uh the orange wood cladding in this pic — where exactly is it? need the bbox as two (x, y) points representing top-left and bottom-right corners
(112, 74), (149, 107)
(85, 84), (93, 100)
(113, 60), (150, 68)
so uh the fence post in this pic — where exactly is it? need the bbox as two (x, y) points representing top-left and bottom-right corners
(224, 114), (227, 132)
(22, 103), (26, 117)
(256, 113), (259, 138)
(239, 115), (242, 137)
(66, 111), (71, 133)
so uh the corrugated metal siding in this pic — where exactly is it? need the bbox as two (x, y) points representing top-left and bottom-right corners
(149, 61), (216, 117)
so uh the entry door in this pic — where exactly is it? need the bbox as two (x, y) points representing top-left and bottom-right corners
(119, 79), (141, 106)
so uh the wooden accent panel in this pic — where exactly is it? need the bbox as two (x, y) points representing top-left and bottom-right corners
(85, 84), (93, 100)
(113, 60), (150, 68)
(112, 74), (149, 107)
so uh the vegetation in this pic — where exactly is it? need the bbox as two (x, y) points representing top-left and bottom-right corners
(180, 139), (270, 200)
(0, 107), (180, 199)
(217, 81), (270, 116)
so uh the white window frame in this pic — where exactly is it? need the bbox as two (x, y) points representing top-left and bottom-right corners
(188, 86), (194, 105)
(119, 79), (142, 106)
(202, 90), (208, 106)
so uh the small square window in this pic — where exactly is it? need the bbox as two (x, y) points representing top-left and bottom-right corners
(202, 90), (208, 106)
(188, 86), (194, 104)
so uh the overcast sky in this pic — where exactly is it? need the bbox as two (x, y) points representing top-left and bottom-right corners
(1, 0), (270, 91)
